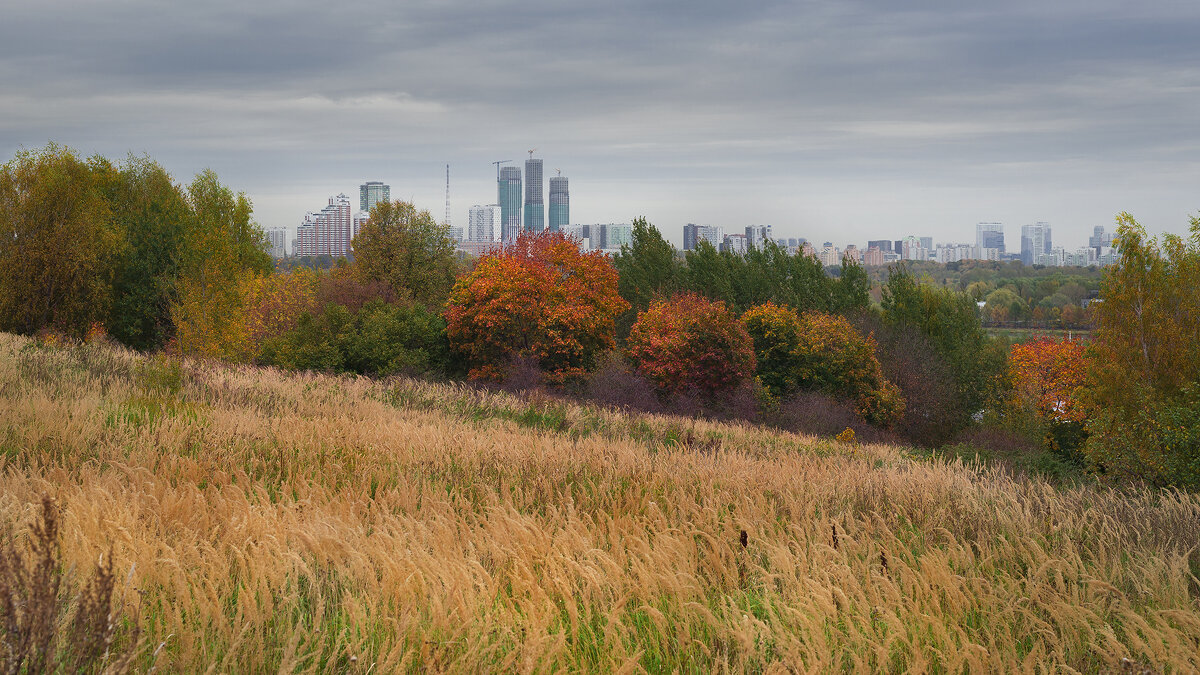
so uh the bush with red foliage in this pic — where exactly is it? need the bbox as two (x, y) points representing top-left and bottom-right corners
(446, 232), (629, 383)
(625, 292), (755, 396)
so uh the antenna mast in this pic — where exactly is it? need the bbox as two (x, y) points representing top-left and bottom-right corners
(444, 164), (450, 227)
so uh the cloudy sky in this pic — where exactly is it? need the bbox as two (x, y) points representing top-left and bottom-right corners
(3, 0), (1198, 249)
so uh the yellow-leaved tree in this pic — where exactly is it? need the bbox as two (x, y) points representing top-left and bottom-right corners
(1081, 213), (1200, 487)
(170, 170), (271, 360)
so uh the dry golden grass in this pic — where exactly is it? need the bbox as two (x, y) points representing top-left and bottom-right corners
(1, 331), (1198, 673)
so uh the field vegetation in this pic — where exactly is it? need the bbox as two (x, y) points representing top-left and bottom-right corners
(2, 333), (1199, 672)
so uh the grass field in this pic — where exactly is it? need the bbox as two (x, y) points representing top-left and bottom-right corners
(1, 332), (1198, 672)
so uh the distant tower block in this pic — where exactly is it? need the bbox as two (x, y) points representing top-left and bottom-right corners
(498, 166), (522, 243)
(524, 153), (544, 233)
(444, 164), (451, 227)
(548, 173), (568, 233)
(359, 181), (390, 213)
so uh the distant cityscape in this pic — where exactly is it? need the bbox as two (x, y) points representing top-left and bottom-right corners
(266, 155), (1120, 268)
(681, 221), (1119, 268)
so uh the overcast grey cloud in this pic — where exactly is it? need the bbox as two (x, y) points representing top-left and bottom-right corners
(3, 0), (1198, 247)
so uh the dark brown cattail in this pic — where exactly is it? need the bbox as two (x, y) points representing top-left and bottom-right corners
(739, 530), (748, 549)
(880, 549), (889, 575)
(831, 523), (839, 550)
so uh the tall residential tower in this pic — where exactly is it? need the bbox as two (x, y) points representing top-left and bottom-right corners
(548, 174), (568, 232)
(359, 181), (389, 213)
(498, 167), (522, 243)
(524, 155), (544, 233)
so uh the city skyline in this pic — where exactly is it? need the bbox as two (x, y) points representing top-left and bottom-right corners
(7, 2), (1197, 249)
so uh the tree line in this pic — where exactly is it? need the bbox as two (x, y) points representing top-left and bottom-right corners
(2, 144), (1197, 489)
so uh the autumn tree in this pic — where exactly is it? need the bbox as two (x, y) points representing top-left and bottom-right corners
(1081, 213), (1200, 487)
(242, 268), (319, 359)
(353, 200), (457, 309)
(626, 293), (755, 396)
(1007, 337), (1088, 454)
(170, 170), (271, 360)
(446, 231), (628, 382)
(0, 144), (121, 337)
(742, 303), (904, 426)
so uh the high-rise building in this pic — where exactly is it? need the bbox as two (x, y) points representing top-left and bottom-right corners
(359, 181), (390, 214)
(746, 225), (773, 249)
(524, 156), (544, 233)
(920, 236), (933, 251)
(863, 246), (885, 267)
(564, 223), (632, 252)
(976, 222), (1005, 254)
(266, 227), (288, 258)
(868, 240), (893, 253)
(548, 175), (569, 232)
(1089, 225), (1113, 256)
(498, 167), (522, 243)
(1021, 222), (1052, 265)
(295, 194), (353, 258)
(468, 204), (500, 242)
(683, 224), (724, 250)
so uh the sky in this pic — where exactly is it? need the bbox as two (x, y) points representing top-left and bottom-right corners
(2, 0), (1198, 250)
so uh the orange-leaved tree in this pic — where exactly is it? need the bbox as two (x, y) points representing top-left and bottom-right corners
(1008, 337), (1086, 425)
(446, 231), (628, 382)
(626, 292), (755, 396)
(742, 303), (904, 426)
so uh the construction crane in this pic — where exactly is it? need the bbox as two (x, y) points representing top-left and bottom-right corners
(555, 168), (561, 177)
(492, 159), (512, 180)
(528, 148), (537, 159)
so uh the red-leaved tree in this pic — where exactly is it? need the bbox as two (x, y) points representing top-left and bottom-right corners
(1008, 337), (1087, 424)
(445, 232), (628, 382)
(625, 292), (755, 396)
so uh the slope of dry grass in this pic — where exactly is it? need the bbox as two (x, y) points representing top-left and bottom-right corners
(1, 332), (1198, 672)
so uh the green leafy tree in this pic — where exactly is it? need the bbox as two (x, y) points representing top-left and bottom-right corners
(0, 144), (121, 337)
(613, 217), (684, 339)
(882, 265), (1006, 428)
(103, 156), (196, 350)
(170, 170), (270, 359)
(833, 258), (871, 313)
(683, 239), (735, 306)
(1081, 213), (1200, 487)
(353, 200), (457, 309)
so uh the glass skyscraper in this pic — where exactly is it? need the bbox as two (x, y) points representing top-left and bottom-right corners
(548, 176), (568, 233)
(498, 167), (522, 243)
(1021, 222), (1052, 265)
(524, 158), (544, 233)
(359, 181), (390, 213)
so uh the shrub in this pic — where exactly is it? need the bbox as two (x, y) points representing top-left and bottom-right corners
(446, 232), (629, 383)
(765, 391), (893, 444)
(625, 293), (755, 396)
(581, 353), (663, 414)
(260, 301), (448, 377)
(742, 304), (903, 427)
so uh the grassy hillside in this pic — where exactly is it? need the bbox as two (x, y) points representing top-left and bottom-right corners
(1, 332), (1198, 672)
